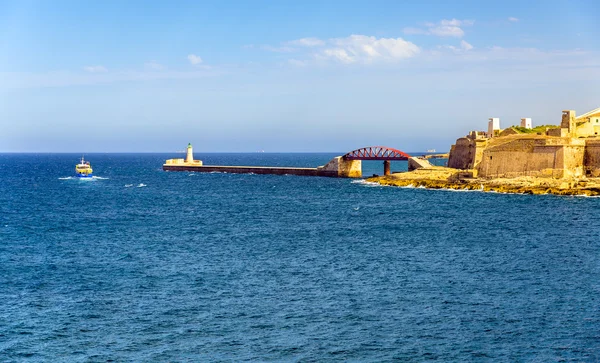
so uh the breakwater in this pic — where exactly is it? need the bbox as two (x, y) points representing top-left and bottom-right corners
(164, 146), (363, 177)
(162, 164), (337, 177)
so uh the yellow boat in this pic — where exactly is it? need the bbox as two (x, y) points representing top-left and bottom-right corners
(75, 157), (93, 178)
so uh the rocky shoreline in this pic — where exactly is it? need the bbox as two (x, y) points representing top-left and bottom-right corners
(366, 167), (600, 196)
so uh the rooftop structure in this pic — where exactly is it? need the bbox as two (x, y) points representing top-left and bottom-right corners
(520, 118), (532, 129)
(488, 118), (500, 138)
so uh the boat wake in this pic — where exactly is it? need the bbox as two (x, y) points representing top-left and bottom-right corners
(59, 176), (108, 181)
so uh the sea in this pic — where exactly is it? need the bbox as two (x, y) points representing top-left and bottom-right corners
(1, 153), (600, 362)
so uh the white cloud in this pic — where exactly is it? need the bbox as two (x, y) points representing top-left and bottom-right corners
(83, 65), (107, 73)
(436, 40), (474, 53)
(429, 19), (473, 37)
(144, 61), (165, 70)
(460, 40), (473, 51)
(287, 37), (325, 47)
(317, 35), (420, 64)
(508, 17), (519, 22)
(404, 19), (473, 38)
(187, 54), (203, 65)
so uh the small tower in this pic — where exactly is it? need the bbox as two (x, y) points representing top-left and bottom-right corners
(488, 118), (500, 138)
(520, 118), (532, 129)
(186, 143), (194, 163)
(562, 110), (576, 135)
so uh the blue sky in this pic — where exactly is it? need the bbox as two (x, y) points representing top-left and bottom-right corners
(1, 0), (599, 152)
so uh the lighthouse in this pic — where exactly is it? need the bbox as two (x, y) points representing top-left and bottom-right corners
(186, 143), (194, 163)
(164, 143), (202, 167)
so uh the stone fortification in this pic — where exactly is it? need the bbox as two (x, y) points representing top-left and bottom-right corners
(476, 136), (585, 178)
(447, 133), (487, 170)
(584, 139), (600, 177)
(448, 106), (600, 179)
(369, 106), (600, 195)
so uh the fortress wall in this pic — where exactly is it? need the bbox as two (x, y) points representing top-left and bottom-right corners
(561, 145), (585, 178)
(478, 149), (556, 178)
(447, 138), (472, 169)
(584, 140), (600, 176)
(448, 138), (487, 169)
(472, 140), (487, 170)
(477, 138), (585, 178)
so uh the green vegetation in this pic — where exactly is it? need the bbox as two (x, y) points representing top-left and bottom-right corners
(511, 125), (559, 134)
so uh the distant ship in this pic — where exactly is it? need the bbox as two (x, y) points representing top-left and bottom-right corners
(427, 149), (436, 153)
(75, 157), (93, 178)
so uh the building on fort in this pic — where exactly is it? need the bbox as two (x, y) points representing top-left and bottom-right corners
(448, 107), (600, 178)
(487, 118), (500, 138)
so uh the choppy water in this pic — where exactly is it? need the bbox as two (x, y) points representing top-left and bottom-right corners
(1, 153), (600, 362)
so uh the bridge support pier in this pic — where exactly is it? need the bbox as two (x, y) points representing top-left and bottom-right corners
(383, 160), (391, 176)
(317, 157), (362, 178)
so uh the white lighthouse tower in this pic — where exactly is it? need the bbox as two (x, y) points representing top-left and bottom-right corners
(186, 143), (194, 163)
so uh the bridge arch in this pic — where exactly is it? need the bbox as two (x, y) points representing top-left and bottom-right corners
(342, 146), (411, 161)
(339, 146), (412, 176)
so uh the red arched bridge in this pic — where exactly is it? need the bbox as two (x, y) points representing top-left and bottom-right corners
(342, 146), (412, 176)
(343, 146), (411, 161)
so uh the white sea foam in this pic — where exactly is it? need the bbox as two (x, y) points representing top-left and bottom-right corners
(137, 183), (147, 188)
(92, 176), (109, 180)
(350, 180), (382, 187)
(58, 177), (74, 180)
(124, 184), (134, 188)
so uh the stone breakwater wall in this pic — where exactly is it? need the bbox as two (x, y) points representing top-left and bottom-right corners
(163, 156), (362, 178)
(163, 165), (330, 177)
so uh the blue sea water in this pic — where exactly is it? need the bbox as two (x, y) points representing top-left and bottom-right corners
(1, 153), (600, 362)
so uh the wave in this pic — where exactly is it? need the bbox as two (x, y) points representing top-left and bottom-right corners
(92, 176), (109, 180)
(350, 180), (384, 187)
(58, 177), (74, 180)
(125, 183), (146, 188)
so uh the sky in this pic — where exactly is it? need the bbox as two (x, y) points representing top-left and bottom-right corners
(1, 0), (600, 152)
